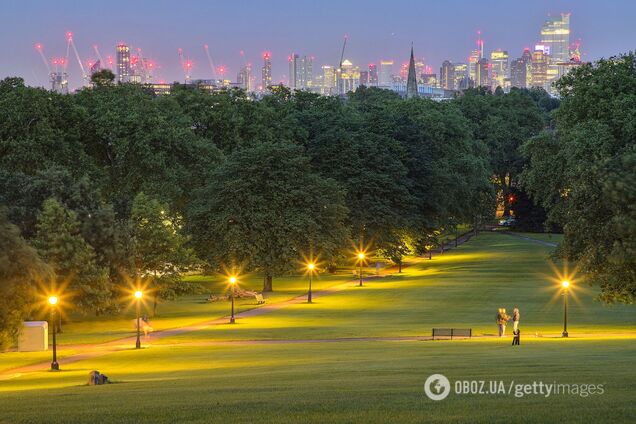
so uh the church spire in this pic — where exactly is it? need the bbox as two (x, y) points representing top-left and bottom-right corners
(406, 44), (418, 99)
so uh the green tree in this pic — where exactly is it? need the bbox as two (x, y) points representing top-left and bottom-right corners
(0, 210), (51, 350)
(188, 141), (349, 292)
(130, 193), (196, 314)
(33, 199), (112, 314)
(522, 53), (636, 303)
(90, 69), (115, 87)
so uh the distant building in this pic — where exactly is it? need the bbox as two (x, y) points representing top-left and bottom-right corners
(541, 12), (571, 91)
(406, 46), (418, 99)
(453, 63), (470, 90)
(490, 49), (509, 90)
(378, 60), (394, 88)
(237, 64), (252, 92)
(337, 59), (360, 94)
(531, 49), (549, 89)
(368, 64), (378, 86)
(288, 54), (313, 90)
(475, 58), (490, 88)
(321, 65), (336, 95)
(440, 60), (455, 90)
(116, 43), (131, 83)
(359, 70), (369, 86)
(510, 48), (532, 88)
(261, 52), (272, 91)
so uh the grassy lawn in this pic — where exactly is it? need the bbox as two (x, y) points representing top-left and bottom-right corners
(0, 339), (634, 423)
(1, 232), (633, 423)
(510, 231), (565, 244)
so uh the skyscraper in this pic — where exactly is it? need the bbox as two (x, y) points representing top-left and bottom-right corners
(378, 60), (394, 88)
(440, 60), (455, 90)
(237, 64), (252, 92)
(453, 63), (470, 90)
(490, 49), (509, 90)
(337, 59), (360, 94)
(530, 49), (548, 89)
(368, 64), (378, 86)
(359, 70), (369, 86)
(261, 52), (272, 90)
(510, 48), (532, 88)
(475, 58), (490, 88)
(288, 54), (313, 90)
(116, 43), (131, 83)
(321, 65), (336, 95)
(540, 13), (571, 92)
(406, 46), (418, 99)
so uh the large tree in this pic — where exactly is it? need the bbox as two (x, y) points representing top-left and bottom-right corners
(33, 199), (112, 314)
(0, 210), (50, 350)
(188, 141), (349, 292)
(522, 53), (636, 303)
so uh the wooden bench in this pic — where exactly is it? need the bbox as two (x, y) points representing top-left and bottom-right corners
(432, 328), (472, 340)
(255, 293), (265, 304)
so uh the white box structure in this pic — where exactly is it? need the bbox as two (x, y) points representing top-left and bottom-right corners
(18, 321), (48, 352)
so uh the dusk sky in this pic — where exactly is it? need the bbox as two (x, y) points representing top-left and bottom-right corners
(2, 0), (635, 89)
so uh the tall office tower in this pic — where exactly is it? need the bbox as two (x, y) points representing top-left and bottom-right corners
(322, 65), (336, 95)
(530, 49), (548, 89)
(541, 13), (571, 91)
(468, 31), (484, 84)
(415, 59), (425, 83)
(338, 59), (360, 94)
(359, 70), (369, 86)
(475, 58), (490, 88)
(262, 52), (272, 90)
(510, 58), (527, 88)
(378, 60), (394, 87)
(406, 46), (418, 99)
(116, 43), (131, 83)
(368, 63), (378, 86)
(453, 63), (470, 90)
(237, 64), (252, 92)
(440, 60), (455, 90)
(490, 49), (509, 90)
(288, 54), (313, 90)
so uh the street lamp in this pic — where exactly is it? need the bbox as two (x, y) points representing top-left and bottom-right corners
(307, 262), (315, 303)
(134, 290), (143, 349)
(561, 280), (570, 337)
(229, 276), (237, 324)
(48, 296), (59, 371)
(357, 252), (365, 287)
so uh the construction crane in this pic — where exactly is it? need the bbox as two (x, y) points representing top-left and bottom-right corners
(339, 34), (348, 69)
(35, 42), (68, 93)
(66, 31), (89, 86)
(203, 44), (218, 80)
(178, 48), (192, 84)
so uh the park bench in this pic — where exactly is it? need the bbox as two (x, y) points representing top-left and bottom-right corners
(432, 328), (472, 340)
(255, 293), (266, 304)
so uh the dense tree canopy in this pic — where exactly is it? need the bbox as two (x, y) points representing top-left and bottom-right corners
(522, 53), (636, 303)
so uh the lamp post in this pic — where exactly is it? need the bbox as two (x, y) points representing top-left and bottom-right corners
(307, 263), (315, 303)
(48, 296), (59, 371)
(229, 276), (236, 324)
(357, 252), (365, 287)
(561, 280), (570, 337)
(134, 290), (143, 349)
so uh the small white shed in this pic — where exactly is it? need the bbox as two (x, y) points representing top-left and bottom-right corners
(18, 321), (48, 352)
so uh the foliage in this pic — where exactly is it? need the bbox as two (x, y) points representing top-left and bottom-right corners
(522, 53), (636, 303)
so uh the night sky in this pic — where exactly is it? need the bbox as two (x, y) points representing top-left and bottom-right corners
(2, 0), (634, 89)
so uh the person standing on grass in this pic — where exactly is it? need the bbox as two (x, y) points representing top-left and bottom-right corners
(496, 308), (510, 337)
(512, 308), (520, 333)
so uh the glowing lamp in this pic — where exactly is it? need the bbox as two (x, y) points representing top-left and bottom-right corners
(229, 276), (237, 284)
(308, 263), (315, 271)
(562, 280), (570, 289)
(48, 296), (58, 306)
(134, 290), (143, 299)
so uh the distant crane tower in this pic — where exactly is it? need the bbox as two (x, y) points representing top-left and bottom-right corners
(178, 48), (192, 84)
(67, 32), (89, 86)
(339, 34), (348, 69)
(203, 44), (219, 80)
(34, 42), (68, 94)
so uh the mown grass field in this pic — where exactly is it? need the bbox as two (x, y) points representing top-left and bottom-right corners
(0, 232), (634, 423)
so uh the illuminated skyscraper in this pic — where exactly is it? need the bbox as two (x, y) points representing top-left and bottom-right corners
(453, 63), (470, 90)
(475, 58), (490, 88)
(359, 70), (369, 86)
(440, 60), (455, 90)
(510, 48), (532, 88)
(237, 64), (252, 92)
(321, 65), (336, 95)
(490, 49), (509, 90)
(261, 52), (272, 90)
(541, 13), (571, 91)
(116, 43), (131, 83)
(378, 60), (394, 88)
(530, 49), (548, 89)
(368, 63), (378, 86)
(288, 54), (313, 90)
(337, 59), (360, 94)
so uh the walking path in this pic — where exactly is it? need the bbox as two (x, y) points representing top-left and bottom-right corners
(500, 231), (558, 247)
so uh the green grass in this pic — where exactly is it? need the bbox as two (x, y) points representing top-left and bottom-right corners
(510, 231), (565, 244)
(0, 339), (634, 423)
(1, 232), (634, 423)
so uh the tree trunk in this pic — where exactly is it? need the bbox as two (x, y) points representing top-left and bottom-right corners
(398, 261), (402, 273)
(153, 294), (158, 317)
(429, 250), (432, 260)
(263, 274), (273, 292)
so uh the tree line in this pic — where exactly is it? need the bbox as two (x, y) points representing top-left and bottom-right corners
(2, 53), (633, 348)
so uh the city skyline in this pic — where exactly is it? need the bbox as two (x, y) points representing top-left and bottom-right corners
(2, 0), (635, 90)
